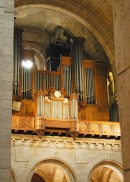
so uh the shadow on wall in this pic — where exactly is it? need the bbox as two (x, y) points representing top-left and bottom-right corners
(11, 169), (15, 182)
(31, 173), (45, 182)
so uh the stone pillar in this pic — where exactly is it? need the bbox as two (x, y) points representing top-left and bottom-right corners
(0, 0), (14, 181)
(113, 0), (130, 181)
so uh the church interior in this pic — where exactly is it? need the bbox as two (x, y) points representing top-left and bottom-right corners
(1, 0), (130, 182)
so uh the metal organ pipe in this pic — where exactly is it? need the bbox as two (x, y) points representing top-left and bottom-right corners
(66, 68), (69, 94)
(43, 74), (46, 91)
(22, 68), (23, 97)
(46, 74), (49, 90)
(37, 95), (44, 116)
(46, 74), (48, 90)
(26, 68), (28, 97)
(37, 73), (39, 90)
(86, 68), (95, 104)
(72, 37), (85, 101)
(40, 74), (41, 90)
(13, 28), (23, 95)
(70, 96), (78, 119)
(21, 66), (32, 98)
(68, 67), (70, 95)
(63, 66), (67, 89)
(63, 65), (72, 96)
(22, 67), (26, 98)
(35, 74), (37, 91)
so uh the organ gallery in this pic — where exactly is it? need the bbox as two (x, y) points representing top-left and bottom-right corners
(2, 1), (130, 181)
(12, 28), (120, 138)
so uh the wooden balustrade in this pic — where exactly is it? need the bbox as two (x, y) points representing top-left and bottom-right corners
(12, 115), (120, 137)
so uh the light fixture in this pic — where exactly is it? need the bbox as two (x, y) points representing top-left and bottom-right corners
(22, 59), (33, 69)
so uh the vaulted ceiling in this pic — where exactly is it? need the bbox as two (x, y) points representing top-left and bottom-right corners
(14, 0), (116, 82)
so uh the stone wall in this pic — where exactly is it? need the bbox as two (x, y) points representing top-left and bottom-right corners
(0, 0), (14, 181)
(113, 1), (130, 181)
(11, 134), (122, 182)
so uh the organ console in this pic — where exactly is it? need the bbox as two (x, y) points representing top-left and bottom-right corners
(12, 32), (117, 137)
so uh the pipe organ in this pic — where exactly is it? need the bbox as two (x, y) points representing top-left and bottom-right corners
(12, 35), (110, 136)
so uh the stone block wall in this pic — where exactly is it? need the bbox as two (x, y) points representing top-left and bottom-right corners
(11, 135), (122, 182)
(0, 0), (14, 181)
(113, 1), (130, 181)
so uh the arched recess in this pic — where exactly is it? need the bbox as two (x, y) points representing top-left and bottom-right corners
(28, 159), (76, 182)
(89, 161), (123, 182)
(23, 42), (46, 69)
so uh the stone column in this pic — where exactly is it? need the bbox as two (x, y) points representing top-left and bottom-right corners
(113, 0), (130, 181)
(0, 0), (14, 181)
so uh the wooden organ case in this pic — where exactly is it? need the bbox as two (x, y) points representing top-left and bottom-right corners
(12, 35), (120, 138)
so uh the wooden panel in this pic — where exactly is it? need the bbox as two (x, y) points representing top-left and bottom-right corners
(78, 105), (109, 121)
(61, 56), (72, 65)
(79, 121), (120, 137)
(96, 77), (108, 107)
(12, 116), (34, 130)
(83, 60), (95, 67)
(95, 62), (106, 77)
(16, 100), (34, 116)
(95, 63), (108, 108)
(12, 115), (121, 137)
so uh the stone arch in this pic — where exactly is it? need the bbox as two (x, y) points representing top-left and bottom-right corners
(88, 161), (123, 182)
(15, 4), (115, 77)
(83, 154), (122, 181)
(23, 42), (46, 69)
(11, 148), (79, 182)
(28, 159), (76, 182)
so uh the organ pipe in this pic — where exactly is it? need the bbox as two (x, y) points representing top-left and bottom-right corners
(86, 68), (95, 104)
(22, 66), (32, 99)
(70, 94), (78, 119)
(63, 65), (72, 96)
(71, 37), (85, 101)
(37, 95), (45, 116)
(13, 28), (23, 95)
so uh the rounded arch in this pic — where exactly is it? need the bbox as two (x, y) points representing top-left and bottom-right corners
(23, 42), (46, 69)
(84, 154), (122, 179)
(28, 159), (76, 182)
(89, 161), (123, 182)
(15, 4), (115, 72)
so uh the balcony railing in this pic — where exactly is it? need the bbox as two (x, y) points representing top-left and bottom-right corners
(12, 115), (120, 137)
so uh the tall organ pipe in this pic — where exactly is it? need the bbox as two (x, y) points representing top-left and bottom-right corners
(13, 28), (23, 95)
(86, 68), (95, 104)
(72, 37), (85, 101)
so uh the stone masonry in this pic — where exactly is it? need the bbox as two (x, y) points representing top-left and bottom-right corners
(113, 1), (130, 181)
(11, 134), (122, 182)
(0, 0), (14, 181)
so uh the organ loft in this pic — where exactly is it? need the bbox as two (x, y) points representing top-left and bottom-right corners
(2, 1), (130, 181)
(12, 27), (120, 139)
